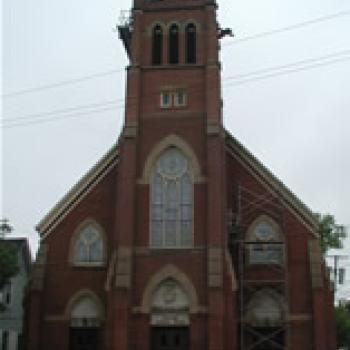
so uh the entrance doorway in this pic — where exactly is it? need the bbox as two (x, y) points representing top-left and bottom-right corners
(69, 328), (98, 350)
(151, 327), (189, 350)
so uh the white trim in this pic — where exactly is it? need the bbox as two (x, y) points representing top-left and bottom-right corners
(225, 131), (318, 236)
(38, 145), (119, 239)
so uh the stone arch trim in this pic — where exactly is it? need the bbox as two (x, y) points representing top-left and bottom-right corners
(64, 289), (105, 321)
(166, 21), (183, 33)
(246, 214), (284, 241)
(146, 21), (167, 36)
(182, 19), (202, 32)
(140, 264), (200, 314)
(68, 217), (107, 266)
(139, 134), (204, 184)
(246, 288), (287, 323)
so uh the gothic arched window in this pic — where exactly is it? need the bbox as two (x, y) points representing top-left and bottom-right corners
(185, 23), (197, 64)
(169, 24), (179, 64)
(73, 224), (104, 265)
(152, 25), (163, 65)
(151, 148), (193, 248)
(244, 290), (286, 349)
(247, 219), (284, 265)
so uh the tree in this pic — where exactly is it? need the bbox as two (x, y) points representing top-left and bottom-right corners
(315, 213), (347, 254)
(0, 219), (19, 311)
(335, 303), (350, 349)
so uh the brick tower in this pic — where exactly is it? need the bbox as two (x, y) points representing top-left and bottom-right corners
(114, 0), (232, 349)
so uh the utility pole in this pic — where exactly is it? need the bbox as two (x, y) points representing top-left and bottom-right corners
(327, 254), (348, 293)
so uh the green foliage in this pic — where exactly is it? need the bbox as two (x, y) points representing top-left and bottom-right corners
(335, 303), (350, 349)
(316, 213), (347, 254)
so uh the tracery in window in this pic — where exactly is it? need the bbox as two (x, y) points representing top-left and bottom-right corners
(246, 290), (284, 326)
(169, 24), (179, 64)
(244, 290), (286, 349)
(152, 25), (163, 65)
(247, 219), (283, 265)
(70, 297), (101, 327)
(151, 148), (193, 248)
(73, 225), (104, 264)
(185, 23), (197, 64)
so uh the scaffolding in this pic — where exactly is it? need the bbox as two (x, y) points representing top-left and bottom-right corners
(227, 184), (289, 350)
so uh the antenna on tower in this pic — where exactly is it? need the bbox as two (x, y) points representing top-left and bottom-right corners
(117, 10), (133, 59)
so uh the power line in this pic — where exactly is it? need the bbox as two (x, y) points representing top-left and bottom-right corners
(2, 49), (350, 129)
(224, 9), (350, 46)
(1, 99), (122, 123)
(223, 49), (350, 81)
(2, 104), (123, 129)
(2, 68), (125, 98)
(2, 10), (349, 99)
(223, 55), (350, 87)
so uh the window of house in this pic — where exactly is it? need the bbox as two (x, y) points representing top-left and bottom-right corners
(185, 23), (197, 64)
(0, 283), (12, 307)
(152, 25), (163, 65)
(160, 90), (186, 108)
(150, 148), (193, 248)
(169, 24), (179, 64)
(73, 225), (104, 265)
(247, 221), (283, 265)
(3, 283), (11, 306)
(1, 331), (8, 350)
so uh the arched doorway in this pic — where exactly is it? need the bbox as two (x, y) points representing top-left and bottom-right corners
(69, 296), (102, 350)
(150, 279), (190, 350)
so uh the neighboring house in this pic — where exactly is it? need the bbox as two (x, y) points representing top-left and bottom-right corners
(24, 0), (336, 349)
(0, 239), (31, 350)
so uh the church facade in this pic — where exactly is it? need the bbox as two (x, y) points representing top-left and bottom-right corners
(24, 0), (336, 349)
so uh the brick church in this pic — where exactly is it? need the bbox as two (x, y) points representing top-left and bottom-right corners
(24, 0), (336, 349)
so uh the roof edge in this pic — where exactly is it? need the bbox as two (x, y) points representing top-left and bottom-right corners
(225, 130), (318, 234)
(37, 144), (119, 236)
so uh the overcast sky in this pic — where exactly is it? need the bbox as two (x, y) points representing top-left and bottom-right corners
(2, 0), (350, 298)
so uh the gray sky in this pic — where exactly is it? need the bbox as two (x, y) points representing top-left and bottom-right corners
(2, 0), (350, 298)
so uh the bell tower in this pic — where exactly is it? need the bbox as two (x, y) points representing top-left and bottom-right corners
(112, 1), (234, 350)
(119, 0), (222, 135)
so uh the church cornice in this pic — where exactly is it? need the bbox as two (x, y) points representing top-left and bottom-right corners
(37, 144), (119, 239)
(225, 130), (319, 236)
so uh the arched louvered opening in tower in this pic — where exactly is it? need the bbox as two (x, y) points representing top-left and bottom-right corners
(185, 24), (197, 64)
(169, 24), (179, 64)
(152, 25), (163, 65)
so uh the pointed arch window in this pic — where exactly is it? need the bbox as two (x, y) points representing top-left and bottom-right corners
(185, 23), (197, 64)
(152, 25), (163, 65)
(169, 24), (179, 64)
(247, 219), (284, 265)
(73, 225), (104, 265)
(151, 148), (193, 248)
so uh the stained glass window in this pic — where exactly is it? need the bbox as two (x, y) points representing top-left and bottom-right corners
(73, 225), (103, 264)
(151, 148), (193, 248)
(248, 221), (283, 265)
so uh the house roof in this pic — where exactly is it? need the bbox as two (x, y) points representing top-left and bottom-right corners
(225, 129), (318, 234)
(37, 143), (119, 238)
